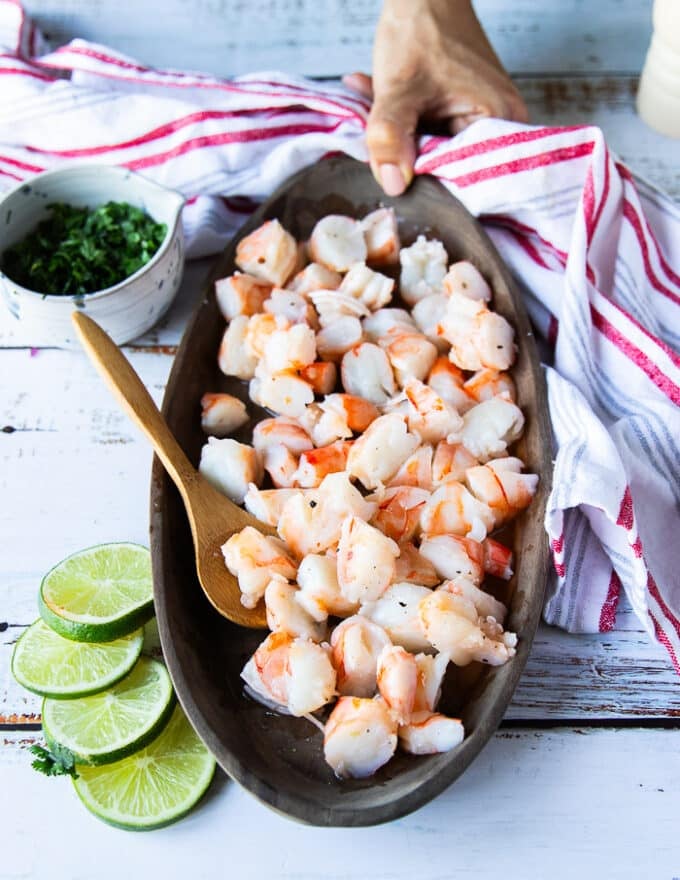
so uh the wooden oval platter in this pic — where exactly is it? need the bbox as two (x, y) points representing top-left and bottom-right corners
(150, 155), (552, 826)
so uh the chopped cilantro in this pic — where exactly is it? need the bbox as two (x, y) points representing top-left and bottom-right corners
(1, 201), (167, 296)
(30, 743), (78, 778)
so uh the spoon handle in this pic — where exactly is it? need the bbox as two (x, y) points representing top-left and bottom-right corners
(71, 312), (197, 500)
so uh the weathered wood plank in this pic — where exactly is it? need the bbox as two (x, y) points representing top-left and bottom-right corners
(1, 727), (679, 878)
(23, 0), (653, 78)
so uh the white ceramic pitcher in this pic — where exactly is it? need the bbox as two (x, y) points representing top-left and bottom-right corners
(637, 0), (680, 138)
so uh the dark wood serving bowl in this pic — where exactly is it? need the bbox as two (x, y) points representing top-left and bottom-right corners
(150, 156), (551, 826)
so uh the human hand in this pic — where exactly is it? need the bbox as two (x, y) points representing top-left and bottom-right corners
(344, 0), (528, 196)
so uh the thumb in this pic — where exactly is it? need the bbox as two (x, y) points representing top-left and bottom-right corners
(366, 91), (419, 197)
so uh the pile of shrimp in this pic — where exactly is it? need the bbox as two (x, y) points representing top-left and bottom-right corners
(198, 208), (538, 780)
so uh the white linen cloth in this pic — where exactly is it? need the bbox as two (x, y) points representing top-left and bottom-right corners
(2, 0), (679, 670)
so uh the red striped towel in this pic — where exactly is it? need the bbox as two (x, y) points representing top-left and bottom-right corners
(2, 1), (679, 670)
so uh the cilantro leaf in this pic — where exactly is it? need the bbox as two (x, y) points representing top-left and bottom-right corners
(30, 743), (79, 778)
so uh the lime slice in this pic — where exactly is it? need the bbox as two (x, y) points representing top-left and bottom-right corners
(42, 657), (175, 765)
(11, 619), (143, 699)
(39, 543), (154, 642)
(73, 704), (216, 830)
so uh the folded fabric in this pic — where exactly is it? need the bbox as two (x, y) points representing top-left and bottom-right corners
(1, 0), (679, 671)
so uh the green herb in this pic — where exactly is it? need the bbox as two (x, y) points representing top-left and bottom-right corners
(30, 743), (79, 778)
(1, 201), (167, 296)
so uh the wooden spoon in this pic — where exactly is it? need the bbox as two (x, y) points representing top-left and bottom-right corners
(71, 311), (269, 628)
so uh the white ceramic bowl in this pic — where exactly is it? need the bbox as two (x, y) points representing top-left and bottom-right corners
(0, 165), (185, 347)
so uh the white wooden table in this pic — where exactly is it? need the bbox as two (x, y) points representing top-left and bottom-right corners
(2, 2), (680, 877)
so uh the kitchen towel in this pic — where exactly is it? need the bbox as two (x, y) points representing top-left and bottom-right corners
(2, 0), (679, 670)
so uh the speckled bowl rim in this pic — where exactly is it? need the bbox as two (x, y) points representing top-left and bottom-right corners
(0, 165), (184, 302)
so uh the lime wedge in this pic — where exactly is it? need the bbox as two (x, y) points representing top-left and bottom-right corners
(11, 619), (143, 699)
(42, 657), (175, 765)
(73, 704), (216, 830)
(39, 543), (154, 642)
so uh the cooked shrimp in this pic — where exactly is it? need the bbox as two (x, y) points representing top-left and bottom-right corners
(438, 577), (508, 624)
(330, 616), (392, 696)
(482, 536), (514, 580)
(413, 652), (450, 713)
(249, 371), (315, 418)
(336, 516), (400, 604)
(324, 696), (397, 778)
(320, 393), (380, 434)
(442, 260), (491, 301)
(459, 398), (525, 462)
(297, 402), (350, 447)
(308, 215), (367, 272)
(295, 554), (359, 622)
(363, 307), (416, 342)
(277, 472), (377, 557)
(359, 582), (432, 654)
(235, 219), (299, 287)
(199, 437), (263, 504)
(465, 458), (538, 527)
(418, 590), (517, 666)
(402, 378), (464, 444)
(427, 357), (475, 413)
(464, 368), (516, 404)
(441, 293), (516, 371)
(288, 261), (342, 295)
(419, 480), (495, 541)
(242, 632), (336, 715)
(215, 272), (272, 321)
(299, 361), (337, 395)
(369, 486), (430, 543)
(222, 526), (297, 609)
(218, 315), (258, 380)
(411, 293), (449, 352)
(244, 312), (291, 361)
(399, 235), (448, 305)
(243, 485), (304, 527)
(346, 413), (420, 490)
(380, 328), (439, 386)
(262, 324), (317, 374)
(431, 440), (479, 485)
(262, 443), (299, 488)
(398, 711), (465, 755)
(385, 444), (433, 490)
(360, 207), (400, 266)
(393, 542), (440, 588)
(339, 262), (394, 310)
(316, 316), (364, 362)
(264, 579), (327, 642)
(263, 288), (318, 327)
(376, 645), (418, 724)
(252, 417), (313, 456)
(294, 439), (352, 488)
(340, 342), (397, 405)
(309, 289), (370, 327)
(200, 392), (249, 437)
(419, 534), (484, 584)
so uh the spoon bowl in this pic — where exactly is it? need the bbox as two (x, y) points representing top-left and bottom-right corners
(71, 311), (268, 629)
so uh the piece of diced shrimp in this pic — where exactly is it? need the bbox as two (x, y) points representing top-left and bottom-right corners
(243, 485), (305, 527)
(465, 458), (538, 527)
(295, 554), (359, 622)
(222, 526), (297, 608)
(419, 480), (495, 542)
(361, 207), (401, 266)
(369, 486), (430, 543)
(324, 696), (397, 778)
(252, 417), (313, 456)
(308, 215), (367, 272)
(362, 307), (416, 342)
(320, 393), (379, 434)
(287, 262), (342, 295)
(359, 582), (432, 654)
(264, 579), (327, 642)
(399, 235), (448, 305)
(402, 377), (464, 444)
(341, 342), (397, 405)
(431, 440), (479, 486)
(330, 615), (392, 697)
(215, 272), (272, 321)
(399, 711), (465, 755)
(262, 443), (299, 488)
(442, 261), (492, 301)
(263, 288), (318, 327)
(235, 219), (299, 287)
(218, 315), (258, 380)
(385, 444), (434, 490)
(262, 323), (317, 373)
(346, 412), (420, 490)
(339, 262), (395, 310)
(294, 439), (352, 488)
(376, 644), (418, 724)
(243, 312), (291, 361)
(438, 577), (508, 624)
(427, 357), (475, 413)
(316, 316), (364, 362)
(463, 368), (516, 404)
(249, 371), (315, 418)
(199, 437), (263, 504)
(309, 289), (370, 328)
(380, 328), (439, 386)
(299, 361), (337, 395)
(200, 392), (249, 437)
(393, 542), (440, 588)
(412, 652), (450, 713)
(459, 398), (525, 462)
(337, 516), (400, 604)
(411, 293), (450, 352)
